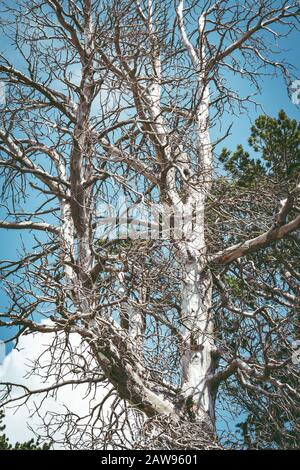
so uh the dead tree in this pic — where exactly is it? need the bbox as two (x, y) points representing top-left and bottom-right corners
(0, 0), (299, 449)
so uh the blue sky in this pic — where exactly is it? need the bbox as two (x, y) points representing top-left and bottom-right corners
(212, 26), (299, 152)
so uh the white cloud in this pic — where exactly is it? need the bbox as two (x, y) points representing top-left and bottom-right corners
(0, 326), (99, 447)
(0, 322), (140, 449)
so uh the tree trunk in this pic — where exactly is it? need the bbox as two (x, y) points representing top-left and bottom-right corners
(180, 259), (216, 425)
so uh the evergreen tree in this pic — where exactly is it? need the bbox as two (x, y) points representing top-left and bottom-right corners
(0, 410), (51, 450)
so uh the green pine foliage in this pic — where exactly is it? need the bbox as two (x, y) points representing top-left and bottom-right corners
(220, 110), (300, 186)
(0, 409), (51, 450)
(216, 111), (300, 449)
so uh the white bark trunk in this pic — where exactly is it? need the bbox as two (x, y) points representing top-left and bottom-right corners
(176, 2), (215, 424)
(181, 259), (215, 422)
(54, 152), (75, 284)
